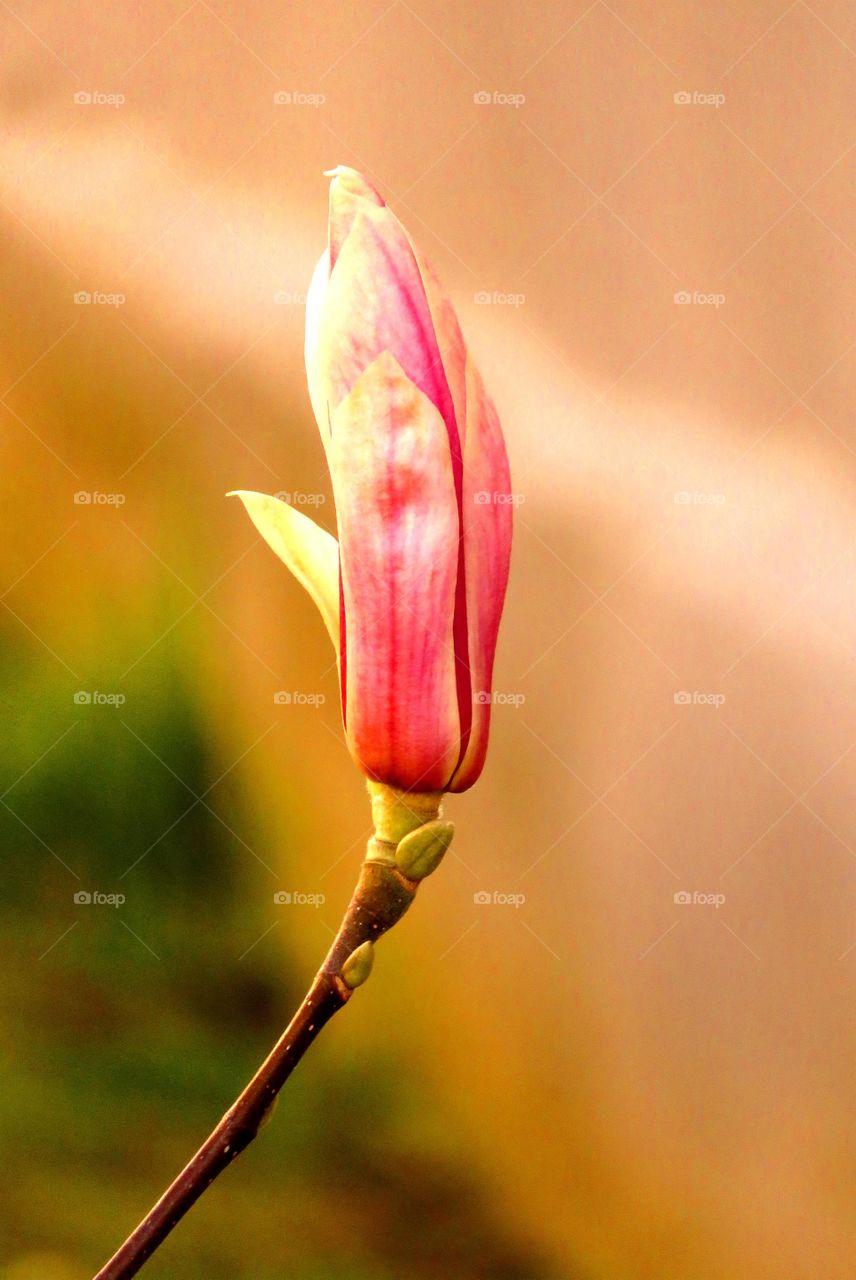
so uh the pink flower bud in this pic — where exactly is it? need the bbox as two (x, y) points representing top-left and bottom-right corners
(306, 166), (512, 793)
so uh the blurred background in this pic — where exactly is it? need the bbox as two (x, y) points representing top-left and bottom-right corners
(1, 2), (854, 1278)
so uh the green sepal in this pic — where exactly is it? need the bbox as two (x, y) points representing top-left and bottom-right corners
(228, 489), (339, 650)
(366, 780), (444, 844)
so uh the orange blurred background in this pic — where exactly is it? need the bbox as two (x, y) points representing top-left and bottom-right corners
(1, 3), (854, 1278)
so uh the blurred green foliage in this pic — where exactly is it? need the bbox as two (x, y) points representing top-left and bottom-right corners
(0, 620), (558, 1280)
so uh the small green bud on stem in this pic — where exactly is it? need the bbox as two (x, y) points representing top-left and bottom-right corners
(395, 820), (455, 879)
(341, 940), (374, 989)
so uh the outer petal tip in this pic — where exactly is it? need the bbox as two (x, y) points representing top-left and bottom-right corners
(326, 166), (386, 269)
(325, 165), (385, 206)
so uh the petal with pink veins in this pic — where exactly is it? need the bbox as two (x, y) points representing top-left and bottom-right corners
(318, 207), (460, 464)
(329, 350), (461, 792)
(412, 247), (468, 450)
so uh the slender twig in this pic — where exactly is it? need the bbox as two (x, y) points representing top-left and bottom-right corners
(93, 859), (422, 1280)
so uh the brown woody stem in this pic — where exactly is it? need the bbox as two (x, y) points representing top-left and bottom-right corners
(92, 853), (427, 1280)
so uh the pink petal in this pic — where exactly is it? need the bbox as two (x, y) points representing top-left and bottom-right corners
(411, 246), (468, 452)
(329, 351), (462, 791)
(448, 356), (513, 792)
(318, 202), (473, 771)
(318, 207), (460, 460)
